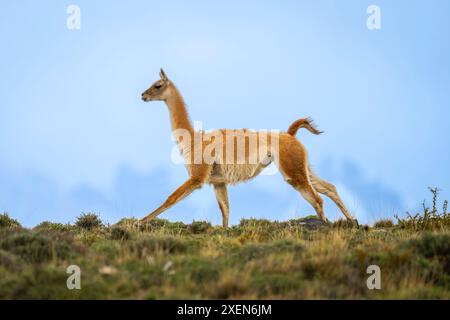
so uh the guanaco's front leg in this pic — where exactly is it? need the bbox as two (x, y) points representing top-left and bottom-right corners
(140, 178), (204, 223)
(213, 183), (230, 228)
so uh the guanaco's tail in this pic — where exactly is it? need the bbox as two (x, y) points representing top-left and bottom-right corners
(287, 117), (323, 136)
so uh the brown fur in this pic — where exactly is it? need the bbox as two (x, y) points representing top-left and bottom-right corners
(140, 69), (358, 227)
(287, 117), (323, 136)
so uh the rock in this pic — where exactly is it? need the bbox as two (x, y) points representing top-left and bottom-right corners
(297, 217), (330, 230)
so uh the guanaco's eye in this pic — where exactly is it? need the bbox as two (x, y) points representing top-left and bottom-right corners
(154, 83), (162, 89)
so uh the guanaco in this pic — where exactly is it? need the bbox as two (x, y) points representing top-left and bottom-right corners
(140, 69), (358, 227)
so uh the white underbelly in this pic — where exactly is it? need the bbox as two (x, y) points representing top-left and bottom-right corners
(211, 162), (271, 185)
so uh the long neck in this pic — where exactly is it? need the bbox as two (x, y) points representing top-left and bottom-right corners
(165, 85), (194, 134)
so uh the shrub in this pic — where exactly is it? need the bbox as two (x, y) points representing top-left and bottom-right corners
(332, 219), (354, 229)
(184, 257), (220, 282)
(373, 219), (394, 228)
(411, 232), (450, 260)
(239, 218), (274, 228)
(34, 221), (73, 232)
(0, 213), (21, 229)
(189, 221), (212, 234)
(396, 188), (450, 231)
(92, 240), (121, 261)
(163, 221), (189, 234)
(138, 218), (169, 230)
(409, 232), (450, 283)
(139, 218), (189, 234)
(236, 218), (289, 242)
(116, 218), (139, 227)
(210, 272), (249, 299)
(231, 240), (303, 262)
(0, 232), (70, 263)
(75, 212), (103, 230)
(131, 235), (198, 257)
(110, 226), (131, 241)
(251, 273), (302, 296)
(0, 249), (23, 270)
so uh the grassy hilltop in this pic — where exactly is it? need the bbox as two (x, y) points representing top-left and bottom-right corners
(0, 190), (449, 299)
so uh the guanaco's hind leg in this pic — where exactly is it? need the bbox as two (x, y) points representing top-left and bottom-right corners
(276, 136), (327, 222)
(296, 182), (327, 222)
(309, 169), (358, 226)
(213, 183), (230, 228)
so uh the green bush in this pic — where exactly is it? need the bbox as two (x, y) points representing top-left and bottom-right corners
(396, 188), (450, 231)
(184, 257), (220, 282)
(374, 219), (394, 228)
(409, 232), (450, 286)
(139, 218), (189, 234)
(189, 221), (212, 234)
(115, 218), (139, 227)
(251, 273), (302, 296)
(34, 221), (73, 232)
(0, 232), (70, 263)
(332, 219), (354, 229)
(110, 226), (131, 241)
(75, 213), (103, 230)
(239, 218), (274, 228)
(131, 235), (198, 257)
(139, 218), (169, 230)
(163, 221), (189, 234)
(231, 240), (303, 262)
(0, 249), (23, 270)
(236, 218), (289, 241)
(411, 232), (450, 261)
(0, 213), (21, 229)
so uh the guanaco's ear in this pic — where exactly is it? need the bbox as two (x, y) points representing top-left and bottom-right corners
(160, 68), (169, 81)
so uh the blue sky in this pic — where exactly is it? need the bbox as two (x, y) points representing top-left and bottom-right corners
(1, 1), (449, 227)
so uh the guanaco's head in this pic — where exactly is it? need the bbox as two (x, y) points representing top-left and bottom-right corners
(141, 68), (173, 102)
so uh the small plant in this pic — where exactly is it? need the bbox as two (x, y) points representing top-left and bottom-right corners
(185, 257), (221, 282)
(34, 221), (72, 232)
(139, 218), (190, 234)
(139, 218), (170, 232)
(239, 218), (273, 228)
(110, 226), (131, 241)
(231, 240), (303, 262)
(75, 212), (103, 230)
(411, 232), (450, 259)
(0, 249), (23, 270)
(0, 213), (21, 229)
(131, 235), (198, 257)
(0, 232), (70, 263)
(373, 219), (394, 228)
(332, 218), (354, 229)
(409, 232), (450, 277)
(395, 188), (450, 231)
(116, 217), (139, 227)
(189, 221), (212, 234)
